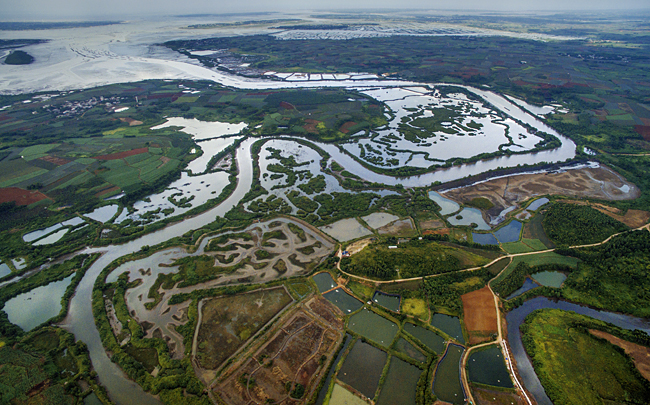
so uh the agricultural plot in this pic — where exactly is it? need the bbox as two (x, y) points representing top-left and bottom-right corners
(194, 287), (293, 370)
(461, 287), (498, 345)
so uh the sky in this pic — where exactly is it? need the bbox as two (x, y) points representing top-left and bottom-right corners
(1, 0), (649, 20)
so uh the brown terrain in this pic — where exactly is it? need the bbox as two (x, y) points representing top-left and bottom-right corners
(419, 219), (445, 230)
(589, 330), (650, 381)
(471, 385), (526, 405)
(461, 286), (498, 345)
(0, 187), (50, 205)
(93, 147), (149, 160)
(443, 166), (639, 219)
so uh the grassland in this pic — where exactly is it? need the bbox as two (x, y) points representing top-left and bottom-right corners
(520, 309), (650, 405)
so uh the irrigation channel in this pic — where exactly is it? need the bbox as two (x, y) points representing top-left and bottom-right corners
(44, 66), (588, 404)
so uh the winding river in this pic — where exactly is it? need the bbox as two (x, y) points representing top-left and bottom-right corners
(53, 67), (582, 404)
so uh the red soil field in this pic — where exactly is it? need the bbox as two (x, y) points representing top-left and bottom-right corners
(93, 147), (148, 160)
(0, 187), (50, 205)
(461, 286), (498, 345)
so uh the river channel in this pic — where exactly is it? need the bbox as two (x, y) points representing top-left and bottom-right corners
(506, 297), (650, 405)
(54, 69), (581, 404)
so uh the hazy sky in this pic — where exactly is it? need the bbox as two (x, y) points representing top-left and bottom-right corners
(1, 0), (649, 20)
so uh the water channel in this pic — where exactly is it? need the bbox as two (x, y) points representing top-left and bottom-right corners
(51, 69), (582, 404)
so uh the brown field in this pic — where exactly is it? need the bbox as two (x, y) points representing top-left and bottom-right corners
(563, 200), (650, 228)
(0, 187), (51, 205)
(443, 166), (639, 217)
(339, 121), (357, 134)
(419, 219), (445, 230)
(93, 147), (149, 160)
(461, 286), (498, 345)
(38, 155), (71, 166)
(590, 330), (650, 381)
(216, 307), (343, 405)
(119, 117), (143, 126)
(471, 385), (525, 405)
(423, 228), (450, 236)
(378, 218), (416, 236)
(346, 238), (372, 255)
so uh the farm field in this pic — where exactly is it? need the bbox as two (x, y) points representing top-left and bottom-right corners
(461, 286), (498, 345)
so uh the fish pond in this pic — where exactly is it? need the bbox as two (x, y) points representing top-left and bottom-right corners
(429, 191), (460, 216)
(0, 262), (11, 278)
(494, 220), (522, 243)
(372, 291), (400, 313)
(84, 204), (119, 223)
(430, 313), (465, 344)
(337, 340), (387, 399)
(404, 323), (446, 354)
(313, 272), (337, 293)
(348, 309), (399, 348)
(467, 345), (513, 388)
(447, 207), (491, 231)
(506, 277), (539, 300)
(432, 344), (466, 405)
(323, 288), (363, 314)
(531, 271), (567, 288)
(3, 274), (74, 331)
(362, 212), (400, 230)
(319, 218), (373, 242)
(376, 357), (423, 405)
(472, 232), (498, 245)
(527, 197), (550, 212)
(393, 337), (428, 363)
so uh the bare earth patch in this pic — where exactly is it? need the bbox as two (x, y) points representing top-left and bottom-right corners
(563, 200), (649, 228)
(461, 286), (498, 345)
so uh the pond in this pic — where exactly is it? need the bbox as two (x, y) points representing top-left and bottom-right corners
(506, 297), (650, 405)
(313, 272), (337, 293)
(315, 334), (352, 405)
(337, 340), (387, 399)
(471, 233), (498, 245)
(527, 197), (550, 212)
(150, 117), (247, 141)
(319, 218), (373, 242)
(348, 309), (399, 348)
(429, 191), (460, 216)
(362, 212), (400, 229)
(84, 204), (119, 223)
(494, 220), (522, 243)
(467, 345), (513, 388)
(372, 291), (400, 313)
(3, 274), (74, 331)
(403, 323), (446, 354)
(447, 207), (491, 231)
(376, 357), (422, 405)
(531, 271), (567, 288)
(393, 337), (428, 363)
(323, 288), (363, 314)
(432, 344), (465, 405)
(430, 313), (465, 344)
(22, 222), (64, 242)
(0, 262), (11, 278)
(186, 136), (241, 175)
(83, 393), (103, 405)
(32, 228), (69, 246)
(505, 277), (539, 300)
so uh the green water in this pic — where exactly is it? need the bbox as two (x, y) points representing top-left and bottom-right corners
(313, 272), (337, 293)
(432, 344), (465, 405)
(315, 334), (352, 405)
(376, 357), (423, 405)
(348, 309), (399, 347)
(393, 337), (428, 363)
(467, 345), (513, 388)
(404, 323), (446, 354)
(337, 340), (387, 399)
(531, 270), (567, 288)
(323, 288), (363, 314)
(84, 393), (102, 405)
(430, 313), (465, 344)
(372, 291), (400, 312)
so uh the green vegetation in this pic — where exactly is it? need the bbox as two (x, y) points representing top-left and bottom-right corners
(421, 269), (492, 315)
(492, 262), (572, 298)
(521, 309), (650, 405)
(543, 203), (628, 246)
(465, 197), (494, 210)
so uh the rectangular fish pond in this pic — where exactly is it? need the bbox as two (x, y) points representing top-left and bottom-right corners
(337, 340), (388, 399)
(376, 357), (423, 405)
(323, 288), (363, 314)
(348, 309), (399, 348)
(467, 344), (513, 388)
(372, 291), (400, 313)
(430, 313), (465, 344)
(471, 232), (499, 245)
(403, 323), (446, 354)
(393, 336), (428, 363)
(313, 271), (337, 293)
(433, 344), (466, 405)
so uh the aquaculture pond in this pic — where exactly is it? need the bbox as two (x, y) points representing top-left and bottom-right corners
(393, 337), (428, 363)
(447, 207), (491, 231)
(467, 345), (513, 388)
(376, 357), (423, 405)
(494, 220), (522, 243)
(430, 313), (465, 344)
(531, 271), (567, 288)
(337, 340), (387, 399)
(471, 232), (498, 245)
(84, 204), (119, 223)
(527, 197), (550, 212)
(313, 272), (337, 293)
(3, 274), (74, 331)
(348, 309), (399, 348)
(432, 344), (466, 405)
(0, 262), (11, 278)
(506, 277), (539, 300)
(319, 218), (373, 242)
(429, 191), (460, 216)
(362, 212), (400, 229)
(315, 334), (352, 405)
(22, 222), (63, 242)
(323, 288), (363, 314)
(372, 291), (400, 313)
(404, 323), (446, 354)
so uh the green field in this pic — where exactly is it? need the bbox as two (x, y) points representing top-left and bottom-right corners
(543, 203), (628, 246)
(521, 309), (650, 405)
